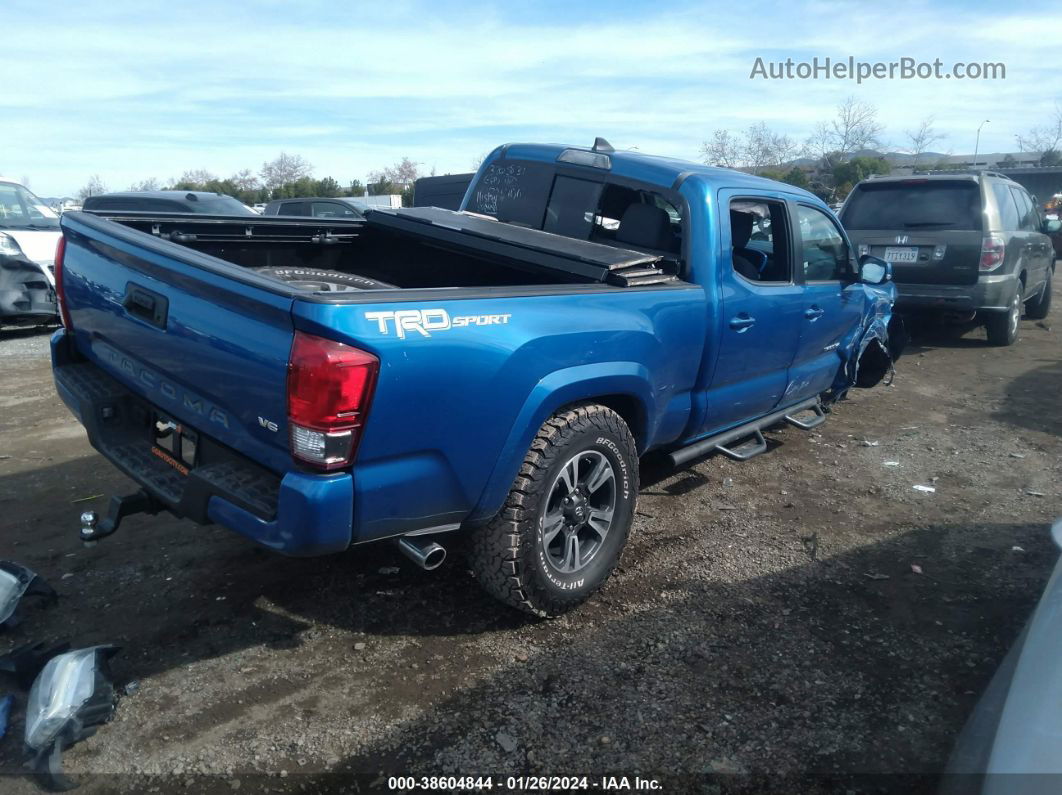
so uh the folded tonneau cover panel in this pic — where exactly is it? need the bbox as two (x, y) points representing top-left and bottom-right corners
(366, 207), (678, 287)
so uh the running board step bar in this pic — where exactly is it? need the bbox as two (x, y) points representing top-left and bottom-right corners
(783, 402), (827, 430)
(668, 398), (823, 467)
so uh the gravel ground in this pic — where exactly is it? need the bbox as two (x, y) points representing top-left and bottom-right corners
(0, 287), (1059, 793)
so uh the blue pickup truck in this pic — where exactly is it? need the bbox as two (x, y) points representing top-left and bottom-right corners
(51, 140), (901, 616)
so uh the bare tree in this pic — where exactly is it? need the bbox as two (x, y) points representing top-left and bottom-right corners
(701, 124), (796, 170)
(743, 122), (798, 169)
(231, 168), (260, 192)
(77, 175), (108, 200)
(1015, 102), (1062, 153)
(128, 178), (161, 191)
(176, 169), (217, 187)
(805, 96), (884, 166)
(905, 116), (946, 156)
(701, 129), (740, 168)
(260, 153), (313, 189)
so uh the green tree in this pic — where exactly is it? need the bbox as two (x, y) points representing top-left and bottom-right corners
(314, 177), (341, 197)
(1040, 149), (1061, 167)
(345, 179), (366, 197)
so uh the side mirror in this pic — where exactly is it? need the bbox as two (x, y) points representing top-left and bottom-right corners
(1044, 218), (1061, 234)
(858, 255), (891, 285)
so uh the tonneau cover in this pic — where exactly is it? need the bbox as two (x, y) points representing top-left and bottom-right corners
(366, 206), (678, 287)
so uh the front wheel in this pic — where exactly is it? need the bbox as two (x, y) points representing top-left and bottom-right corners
(985, 286), (1022, 346)
(468, 403), (638, 617)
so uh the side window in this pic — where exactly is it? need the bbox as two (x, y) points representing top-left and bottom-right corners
(991, 183), (1019, 230)
(796, 205), (849, 281)
(1010, 188), (1037, 232)
(729, 199), (791, 284)
(279, 202), (305, 216)
(311, 202), (357, 218)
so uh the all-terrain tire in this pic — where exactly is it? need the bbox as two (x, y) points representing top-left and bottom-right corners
(468, 403), (638, 617)
(1025, 268), (1053, 321)
(985, 285), (1022, 346)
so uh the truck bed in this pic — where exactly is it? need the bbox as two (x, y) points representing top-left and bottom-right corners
(81, 207), (679, 296)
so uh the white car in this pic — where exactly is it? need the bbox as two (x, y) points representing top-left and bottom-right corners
(0, 177), (60, 326)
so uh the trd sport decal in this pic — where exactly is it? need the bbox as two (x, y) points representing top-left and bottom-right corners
(365, 309), (512, 339)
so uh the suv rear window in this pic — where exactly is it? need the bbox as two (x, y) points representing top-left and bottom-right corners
(842, 181), (982, 231)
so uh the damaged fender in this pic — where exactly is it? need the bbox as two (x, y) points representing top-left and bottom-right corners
(0, 252), (57, 324)
(829, 279), (905, 400)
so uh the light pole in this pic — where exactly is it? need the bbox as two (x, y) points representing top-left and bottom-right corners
(974, 119), (990, 166)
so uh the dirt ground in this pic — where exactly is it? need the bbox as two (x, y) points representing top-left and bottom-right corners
(0, 281), (1060, 793)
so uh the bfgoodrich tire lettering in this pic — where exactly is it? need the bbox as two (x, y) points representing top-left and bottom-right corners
(468, 404), (638, 617)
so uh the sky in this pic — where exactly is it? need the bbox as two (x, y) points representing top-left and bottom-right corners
(4, 0), (1061, 197)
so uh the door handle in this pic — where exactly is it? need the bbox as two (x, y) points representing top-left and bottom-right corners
(804, 306), (825, 320)
(729, 314), (756, 331)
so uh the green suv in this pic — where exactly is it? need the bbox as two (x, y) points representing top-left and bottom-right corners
(840, 172), (1056, 345)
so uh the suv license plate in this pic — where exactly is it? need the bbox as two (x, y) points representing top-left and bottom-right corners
(884, 246), (919, 263)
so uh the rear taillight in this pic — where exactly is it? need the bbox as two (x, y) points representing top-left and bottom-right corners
(980, 234), (1005, 271)
(286, 331), (379, 470)
(53, 235), (73, 329)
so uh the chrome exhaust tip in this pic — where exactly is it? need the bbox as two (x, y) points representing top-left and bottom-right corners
(396, 537), (447, 571)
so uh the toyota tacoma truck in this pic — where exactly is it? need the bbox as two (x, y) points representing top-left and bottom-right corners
(51, 140), (902, 616)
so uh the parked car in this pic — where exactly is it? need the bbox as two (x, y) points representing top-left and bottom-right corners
(82, 191), (257, 216)
(0, 176), (59, 327)
(413, 173), (475, 210)
(944, 519), (1062, 793)
(53, 140), (901, 616)
(262, 197), (369, 218)
(840, 172), (1055, 346)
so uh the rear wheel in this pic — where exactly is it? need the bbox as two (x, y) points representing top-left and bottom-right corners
(1025, 269), (1053, 320)
(468, 403), (638, 617)
(985, 285), (1022, 346)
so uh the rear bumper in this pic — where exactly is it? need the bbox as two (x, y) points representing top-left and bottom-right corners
(51, 329), (352, 555)
(894, 273), (1016, 313)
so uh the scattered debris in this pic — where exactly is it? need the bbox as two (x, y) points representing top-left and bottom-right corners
(861, 440), (880, 447)
(883, 461), (901, 467)
(863, 572), (890, 581)
(912, 485), (936, 493)
(25, 645), (120, 790)
(0, 561), (58, 629)
(353, 642), (367, 651)
(123, 680), (141, 697)
(1008, 452), (1026, 459)
(378, 566), (400, 576)
(911, 564), (924, 575)
(1025, 490), (1045, 497)
(495, 731), (518, 753)
(70, 494), (103, 504)
(1012, 546), (1025, 553)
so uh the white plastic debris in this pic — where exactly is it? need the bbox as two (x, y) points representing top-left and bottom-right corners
(861, 440), (880, 447)
(884, 461), (900, 467)
(911, 564), (924, 575)
(912, 484), (936, 493)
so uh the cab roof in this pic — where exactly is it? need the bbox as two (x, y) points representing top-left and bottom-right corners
(491, 142), (819, 201)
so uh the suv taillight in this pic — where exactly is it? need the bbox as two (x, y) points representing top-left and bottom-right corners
(287, 331), (379, 470)
(980, 234), (1005, 271)
(53, 235), (73, 329)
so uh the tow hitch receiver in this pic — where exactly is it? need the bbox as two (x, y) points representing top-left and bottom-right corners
(79, 491), (163, 547)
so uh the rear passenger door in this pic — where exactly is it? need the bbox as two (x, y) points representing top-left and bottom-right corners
(1009, 186), (1052, 298)
(701, 192), (804, 433)
(788, 203), (864, 400)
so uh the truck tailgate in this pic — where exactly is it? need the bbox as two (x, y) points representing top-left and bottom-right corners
(57, 212), (296, 475)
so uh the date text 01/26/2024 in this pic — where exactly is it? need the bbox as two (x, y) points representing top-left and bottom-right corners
(387, 775), (663, 791)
